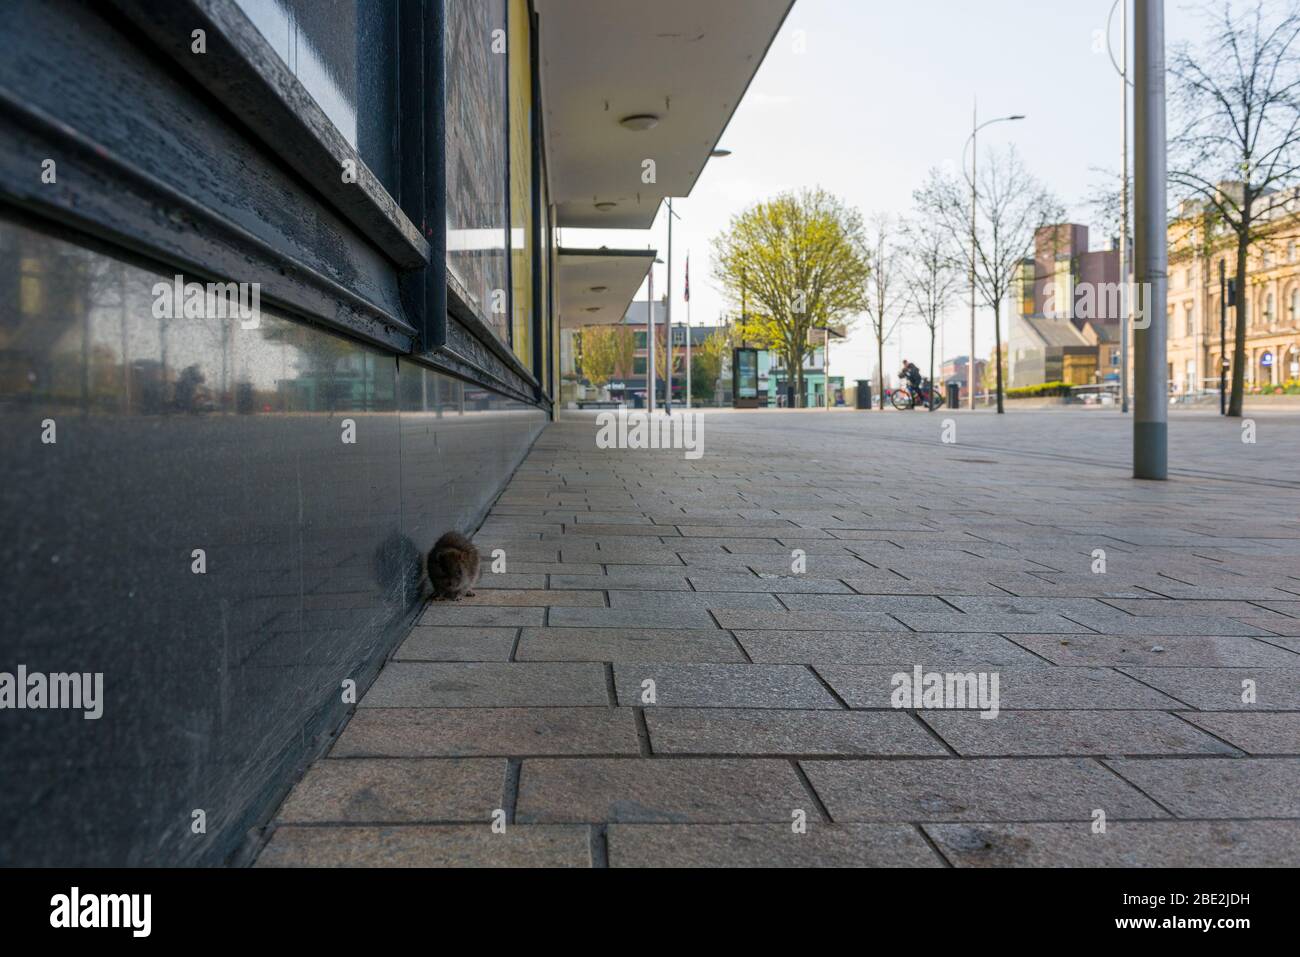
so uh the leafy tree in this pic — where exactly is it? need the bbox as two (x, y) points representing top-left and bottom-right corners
(690, 326), (732, 403)
(711, 188), (870, 406)
(1169, 0), (1300, 416)
(578, 323), (635, 392)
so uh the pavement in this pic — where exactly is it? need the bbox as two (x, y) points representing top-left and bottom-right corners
(255, 407), (1300, 867)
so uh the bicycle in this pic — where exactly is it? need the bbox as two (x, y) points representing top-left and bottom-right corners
(890, 381), (945, 410)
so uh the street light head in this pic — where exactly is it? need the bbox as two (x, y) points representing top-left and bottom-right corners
(1009, 114), (1026, 121)
(710, 148), (732, 158)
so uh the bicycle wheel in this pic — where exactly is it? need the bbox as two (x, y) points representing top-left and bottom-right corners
(890, 389), (913, 410)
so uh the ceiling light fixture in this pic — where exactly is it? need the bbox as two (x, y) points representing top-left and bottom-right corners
(594, 201), (617, 211)
(590, 285), (608, 293)
(619, 114), (660, 131)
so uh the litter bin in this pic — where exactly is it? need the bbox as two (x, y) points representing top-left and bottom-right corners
(856, 379), (872, 410)
(946, 380), (960, 409)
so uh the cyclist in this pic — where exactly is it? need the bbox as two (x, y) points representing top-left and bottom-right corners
(899, 359), (923, 408)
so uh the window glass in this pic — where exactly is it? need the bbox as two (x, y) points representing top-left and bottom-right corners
(234, 0), (399, 194)
(443, 0), (509, 341)
(507, 0), (533, 367)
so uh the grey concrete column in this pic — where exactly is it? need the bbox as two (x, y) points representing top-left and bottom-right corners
(1133, 0), (1167, 479)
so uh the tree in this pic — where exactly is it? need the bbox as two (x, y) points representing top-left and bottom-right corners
(862, 214), (909, 409)
(690, 326), (731, 404)
(903, 215), (962, 410)
(914, 147), (1063, 413)
(578, 324), (635, 392)
(1169, 0), (1300, 416)
(712, 188), (869, 407)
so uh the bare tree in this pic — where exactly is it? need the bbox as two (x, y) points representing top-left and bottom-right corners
(1084, 164), (1133, 250)
(914, 147), (1063, 413)
(1169, 0), (1300, 416)
(862, 215), (908, 409)
(903, 215), (962, 410)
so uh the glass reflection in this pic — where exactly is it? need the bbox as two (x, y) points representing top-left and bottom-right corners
(0, 216), (543, 865)
(233, 0), (399, 192)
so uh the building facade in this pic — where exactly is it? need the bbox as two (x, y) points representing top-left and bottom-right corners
(1008, 224), (1122, 389)
(1166, 185), (1300, 395)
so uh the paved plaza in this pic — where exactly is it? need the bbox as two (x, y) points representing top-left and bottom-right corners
(256, 408), (1300, 867)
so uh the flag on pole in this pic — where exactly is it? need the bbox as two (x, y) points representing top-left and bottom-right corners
(684, 255), (690, 302)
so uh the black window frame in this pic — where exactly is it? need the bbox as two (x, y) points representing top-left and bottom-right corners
(4, 0), (551, 408)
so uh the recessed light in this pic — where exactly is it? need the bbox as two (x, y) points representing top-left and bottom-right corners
(619, 114), (659, 131)
(594, 201), (617, 211)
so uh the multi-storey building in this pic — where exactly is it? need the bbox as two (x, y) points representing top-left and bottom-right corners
(1166, 184), (1300, 395)
(1008, 224), (1123, 389)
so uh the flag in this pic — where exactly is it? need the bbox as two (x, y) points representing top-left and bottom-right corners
(684, 255), (690, 302)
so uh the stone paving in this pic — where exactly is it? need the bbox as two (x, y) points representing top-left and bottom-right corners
(256, 408), (1300, 867)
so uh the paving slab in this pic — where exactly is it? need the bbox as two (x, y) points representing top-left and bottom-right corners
(926, 821), (1300, 867)
(607, 823), (943, 867)
(332, 707), (640, 757)
(643, 708), (947, 756)
(417, 604), (546, 627)
(546, 607), (719, 628)
(802, 757), (1167, 822)
(613, 663), (841, 709)
(456, 589), (606, 607)
(275, 758), (506, 824)
(1105, 757), (1300, 817)
(1178, 712), (1300, 754)
(713, 609), (912, 631)
(361, 662), (610, 708)
(392, 626), (518, 662)
(688, 574), (855, 593)
(515, 627), (745, 663)
(921, 710), (1239, 756)
(606, 590), (783, 610)
(892, 612), (1082, 633)
(1010, 633), (1299, 667)
(257, 824), (592, 867)
(817, 666), (1184, 710)
(515, 758), (810, 823)
(737, 630), (1043, 666)
(1117, 666), (1300, 710)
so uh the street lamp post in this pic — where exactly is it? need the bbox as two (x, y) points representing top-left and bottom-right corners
(1132, 0), (1167, 480)
(963, 105), (1025, 411)
(1106, 0), (1135, 413)
(646, 260), (655, 414)
(666, 198), (674, 415)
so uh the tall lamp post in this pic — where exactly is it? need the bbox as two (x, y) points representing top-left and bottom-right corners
(962, 105), (1025, 411)
(1132, 0), (1167, 479)
(1107, 0), (1134, 412)
(666, 199), (676, 415)
(646, 256), (664, 413)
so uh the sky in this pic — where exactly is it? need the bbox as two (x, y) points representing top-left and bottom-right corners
(563, 0), (1209, 385)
